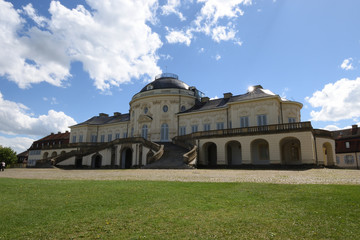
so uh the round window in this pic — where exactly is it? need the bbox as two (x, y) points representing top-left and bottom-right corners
(163, 105), (168, 112)
(144, 107), (148, 114)
(180, 105), (186, 112)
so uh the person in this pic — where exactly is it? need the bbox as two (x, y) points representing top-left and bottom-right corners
(1, 161), (5, 171)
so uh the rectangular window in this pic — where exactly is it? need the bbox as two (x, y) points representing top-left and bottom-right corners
(72, 136), (76, 143)
(288, 117), (296, 123)
(91, 135), (97, 143)
(108, 134), (112, 142)
(115, 133), (120, 139)
(131, 128), (134, 137)
(203, 123), (211, 131)
(191, 125), (198, 133)
(123, 132), (128, 138)
(79, 135), (83, 143)
(257, 114), (267, 126)
(229, 121), (232, 129)
(216, 122), (224, 130)
(179, 126), (186, 136)
(100, 135), (105, 143)
(240, 116), (249, 128)
(346, 142), (350, 149)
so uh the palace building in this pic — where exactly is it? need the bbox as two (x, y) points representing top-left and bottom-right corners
(27, 73), (335, 168)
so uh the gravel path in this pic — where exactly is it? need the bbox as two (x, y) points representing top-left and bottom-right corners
(1, 168), (360, 184)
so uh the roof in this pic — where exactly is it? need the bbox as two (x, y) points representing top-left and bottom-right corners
(140, 75), (190, 93)
(180, 86), (298, 114)
(332, 125), (360, 140)
(35, 131), (70, 142)
(72, 113), (130, 127)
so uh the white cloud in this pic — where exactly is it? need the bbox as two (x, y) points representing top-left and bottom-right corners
(165, 0), (251, 46)
(306, 78), (360, 121)
(0, 0), (162, 91)
(211, 25), (236, 42)
(215, 54), (221, 61)
(161, 0), (186, 21)
(341, 58), (354, 70)
(210, 95), (219, 100)
(0, 91), (76, 136)
(0, 136), (35, 154)
(165, 28), (192, 46)
(21, 3), (47, 27)
(322, 125), (341, 131)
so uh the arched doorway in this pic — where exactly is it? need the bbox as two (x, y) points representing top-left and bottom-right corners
(323, 142), (334, 166)
(160, 123), (169, 141)
(51, 152), (57, 158)
(251, 139), (270, 165)
(75, 156), (83, 169)
(203, 142), (217, 167)
(43, 152), (49, 160)
(280, 137), (301, 165)
(121, 148), (133, 169)
(226, 141), (242, 166)
(91, 154), (102, 169)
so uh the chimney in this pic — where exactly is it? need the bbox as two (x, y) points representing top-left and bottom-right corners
(223, 92), (232, 99)
(99, 113), (109, 117)
(58, 131), (61, 134)
(352, 125), (358, 135)
(201, 97), (210, 103)
(114, 112), (121, 116)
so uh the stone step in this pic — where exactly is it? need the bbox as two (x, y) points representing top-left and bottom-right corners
(143, 143), (193, 169)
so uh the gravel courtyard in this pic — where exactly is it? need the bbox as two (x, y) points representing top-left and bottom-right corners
(1, 168), (359, 184)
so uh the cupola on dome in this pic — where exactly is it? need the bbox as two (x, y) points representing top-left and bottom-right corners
(140, 73), (190, 93)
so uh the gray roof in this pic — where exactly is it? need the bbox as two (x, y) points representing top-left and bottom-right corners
(140, 77), (190, 93)
(73, 113), (130, 127)
(180, 87), (292, 114)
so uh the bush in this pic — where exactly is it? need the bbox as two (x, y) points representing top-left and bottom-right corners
(0, 146), (17, 166)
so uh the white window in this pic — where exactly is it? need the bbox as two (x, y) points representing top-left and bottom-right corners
(179, 126), (186, 136)
(344, 155), (354, 164)
(346, 142), (350, 149)
(257, 114), (267, 126)
(108, 134), (112, 142)
(91, 135), (97, 143)
(203, 124), (211, 131)
(115, 133), (120, 139)
(216, 122), (224, 130)
(142, 125), (148, 139)
(240, 116), (249, 128)
(161, 123), (169, 141)
(289, 117), (296, 123)
(191, 125), (198, 133)
(79, 135), (83, 143)
(72, 136), (76, 143)
(100, 135), (105, 142)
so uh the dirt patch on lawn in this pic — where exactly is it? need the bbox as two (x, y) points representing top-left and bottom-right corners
(1, 168), (359, 184)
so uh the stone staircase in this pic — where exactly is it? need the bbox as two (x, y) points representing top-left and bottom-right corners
(143, 142), (193, 169)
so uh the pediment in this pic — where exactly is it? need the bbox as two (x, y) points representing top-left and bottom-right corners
(138, 114), (153, 122)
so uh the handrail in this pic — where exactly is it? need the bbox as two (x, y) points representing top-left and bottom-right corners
(148, 145), (164, 164)
(183, 145), (197, 165)
(174, 121), (314, 141)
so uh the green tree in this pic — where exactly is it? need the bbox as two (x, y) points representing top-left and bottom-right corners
(0, 146), (17, 166)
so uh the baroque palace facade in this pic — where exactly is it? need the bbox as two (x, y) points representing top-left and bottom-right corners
(28, 73), (335, 168)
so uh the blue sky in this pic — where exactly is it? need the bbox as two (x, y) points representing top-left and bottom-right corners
(1, 0), (360, 153)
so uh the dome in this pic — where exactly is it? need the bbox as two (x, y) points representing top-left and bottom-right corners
(140, 73), (190, 93)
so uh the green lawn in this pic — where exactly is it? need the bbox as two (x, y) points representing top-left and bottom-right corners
(0, 178), (359, 240)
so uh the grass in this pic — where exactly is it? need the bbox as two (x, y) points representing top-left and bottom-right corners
(0, 178), (359, 239)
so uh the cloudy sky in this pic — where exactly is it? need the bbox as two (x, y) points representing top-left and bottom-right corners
(1, 0), (360, 153)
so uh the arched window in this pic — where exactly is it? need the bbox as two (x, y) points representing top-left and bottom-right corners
(142, 125), (148, 140)
(161, 123), (169, 141)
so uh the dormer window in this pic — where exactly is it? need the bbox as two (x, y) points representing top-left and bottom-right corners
(147, 84), (153, 90)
